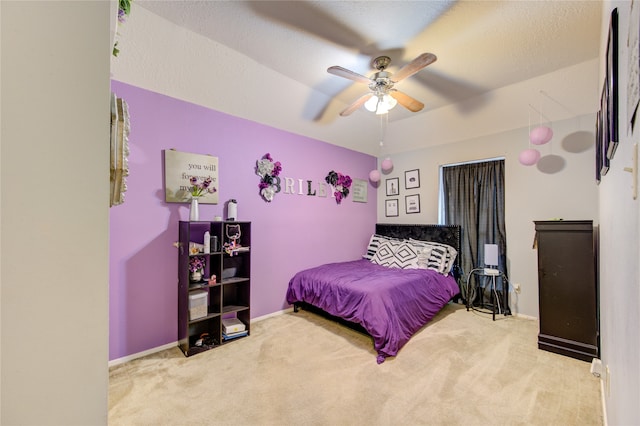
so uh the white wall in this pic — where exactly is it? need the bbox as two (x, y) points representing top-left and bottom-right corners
(386, 59), (599, 154)
(1, 1), (110, 424)
(377, 113), (598, 318)
(598, 2), (640, 425)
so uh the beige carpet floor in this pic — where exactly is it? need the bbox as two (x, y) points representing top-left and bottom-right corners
(109, 303), (602, 426)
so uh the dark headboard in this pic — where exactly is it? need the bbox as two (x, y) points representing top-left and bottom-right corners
(375, 223), (463, 277)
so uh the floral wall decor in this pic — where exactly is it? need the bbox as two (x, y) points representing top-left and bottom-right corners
(256, 153), (282, 202)
(325, 170), (352, 204)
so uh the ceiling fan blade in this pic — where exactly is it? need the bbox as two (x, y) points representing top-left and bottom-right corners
(391, 53), (437, 82)
(328, 66), (372, 85)
(390, 90), (424, 112)
(340, 93), (373, 116)
(249, 1), (368, 51)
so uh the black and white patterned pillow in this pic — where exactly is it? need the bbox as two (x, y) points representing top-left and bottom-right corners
(434, 244), (457, 274)
(371, 241), (419, 269)
(427, 245), (450, 273)
(370, 240), (398, 265)
(362, 234), (399, 260)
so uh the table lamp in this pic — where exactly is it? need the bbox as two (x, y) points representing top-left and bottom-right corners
(484, 243), (500, 276)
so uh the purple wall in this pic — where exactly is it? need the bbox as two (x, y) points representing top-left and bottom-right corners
(109, 81), (377, 361)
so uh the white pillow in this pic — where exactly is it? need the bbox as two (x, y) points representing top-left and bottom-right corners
(408, 239), (458, 275)
(415, 245), (434, 269)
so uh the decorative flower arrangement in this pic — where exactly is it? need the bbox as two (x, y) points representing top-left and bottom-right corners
(325, 170), (352, 204)
(113, 0), (132, 57)
(256, 153), (282, 202)
(189, 256), (205, 273)
(189, 176), (217, 198)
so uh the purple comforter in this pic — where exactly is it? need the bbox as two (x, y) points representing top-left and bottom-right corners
(286, 259), (460, 363)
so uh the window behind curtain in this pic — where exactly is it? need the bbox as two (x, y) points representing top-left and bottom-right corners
(440, 159), (509, 312)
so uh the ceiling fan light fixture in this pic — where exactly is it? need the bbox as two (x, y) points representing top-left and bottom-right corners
(328, 53), (435, 117)
(375, 105), (389, 115)
(383, 94), (397, 110)
(364, 94), (397, 114)
(364, 95), (380, 112)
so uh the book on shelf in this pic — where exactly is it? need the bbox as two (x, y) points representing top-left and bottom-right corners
(223, 330), (248, 340)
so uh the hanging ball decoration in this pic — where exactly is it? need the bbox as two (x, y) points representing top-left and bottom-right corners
(369, 169), (381, 183)
(381, 157), (394, 173)
(529, 126), (553, 145)
(519, 148), (541, 166)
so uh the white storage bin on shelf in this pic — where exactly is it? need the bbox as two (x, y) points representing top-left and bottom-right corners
(222, 317), (246, 334)
(189, 290), (208, 320)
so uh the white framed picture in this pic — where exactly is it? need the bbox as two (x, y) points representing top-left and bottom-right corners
(405, 169), (420, 189)
(385, 199), (399, 217)
(405, 194), (420, 214)
(386, 177), (399, 196)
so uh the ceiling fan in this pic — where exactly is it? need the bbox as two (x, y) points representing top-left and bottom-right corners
(327, 53), (437, 117)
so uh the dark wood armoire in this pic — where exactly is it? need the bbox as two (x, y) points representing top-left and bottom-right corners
(534, 220), (599, 362)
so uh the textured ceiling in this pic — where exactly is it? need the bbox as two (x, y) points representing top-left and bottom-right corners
(138, 0), (602, 126)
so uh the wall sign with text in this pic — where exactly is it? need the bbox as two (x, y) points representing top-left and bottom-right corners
(164, 149), (219, 204)
(351, 179), (368, 203)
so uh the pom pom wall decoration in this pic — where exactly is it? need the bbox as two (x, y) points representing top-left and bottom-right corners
(530, 126), (553, 145)
(519, 92), (555, 166)
(381, 157), (394, 173)
(519, 148), (541, 166)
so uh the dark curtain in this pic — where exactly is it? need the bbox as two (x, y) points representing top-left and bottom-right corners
(442, 160), (509, 313)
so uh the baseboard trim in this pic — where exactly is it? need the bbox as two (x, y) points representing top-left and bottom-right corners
(252, 307), (293, 322)
(600, 376), (608, 426)
(108, 341), (178, 367)
(514, 312), (537, 321)
(109, 308), (295, 367)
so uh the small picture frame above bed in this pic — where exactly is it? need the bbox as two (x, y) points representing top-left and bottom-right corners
(405, 194), (420, 214)
(386, 177), (400, 196)
(405, 169), (420, 189)
(385, 199), (399, 217)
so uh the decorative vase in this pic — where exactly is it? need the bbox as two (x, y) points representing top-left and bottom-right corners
(191, 270), (202, 282)
(189, 198), (199, 221)
(227, 199), (237, 221)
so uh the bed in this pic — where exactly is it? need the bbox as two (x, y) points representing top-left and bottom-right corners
(286, 223), (462, 363)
